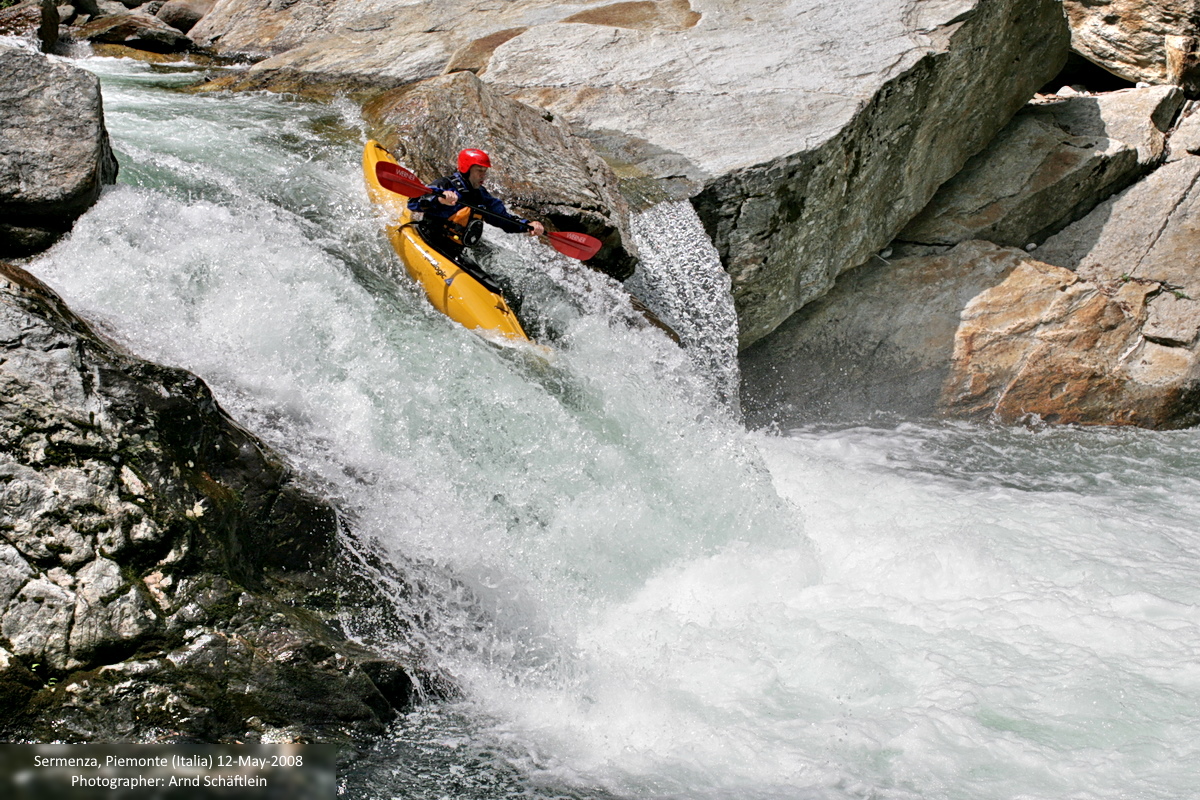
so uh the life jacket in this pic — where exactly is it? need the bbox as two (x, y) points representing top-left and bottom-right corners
(444, 206), (484, 246)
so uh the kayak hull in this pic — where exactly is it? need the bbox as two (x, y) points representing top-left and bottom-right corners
(362, 140), (530, 342)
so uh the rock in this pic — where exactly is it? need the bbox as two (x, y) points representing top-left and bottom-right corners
(443, 27), (528, 75)
(3, 579), (75, 670)
(93, 0), (128, 15)
(363, 70), (638, 280)
(1036, 155), (1200, 293)
(897, 116), (1136, 250)
(1027, 85), (1184, 165)
(188, 0), (1069, 348)
(0, 261), (418, 741)
(0, 0), (59, 53)
(74, 11), (192, 52)
(739, 240), (1028, 426)
(1165, 34), (1200, 96)
(1168, 100), (1200, 160)
(189, 0), (474, 64)
(69, 573), (158, 666)
(1144, 290), (1200, 346)
(0, 45), (119, 257)
(897, 87), (1183, 249)
(939, 259), (1200, 427)
(485, 0), (1071, 347)
(1063, 0), (1200, 87)
(154, 0), (213, 34)
(929, 155), (1200, 428)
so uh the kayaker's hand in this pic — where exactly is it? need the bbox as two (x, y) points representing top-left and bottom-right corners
(528, 220), (545, 237)
(437, 190), (458, 206)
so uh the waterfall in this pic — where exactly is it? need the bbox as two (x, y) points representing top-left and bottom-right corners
(626, 200), (742, 409)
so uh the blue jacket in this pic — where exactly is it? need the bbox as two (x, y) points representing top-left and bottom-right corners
(408, 171), (531, 234)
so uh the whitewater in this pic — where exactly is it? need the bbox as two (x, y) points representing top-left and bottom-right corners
(23, 56), (1200, 799)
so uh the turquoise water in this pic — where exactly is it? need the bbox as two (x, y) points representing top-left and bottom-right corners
(27, 56), (1200, 799)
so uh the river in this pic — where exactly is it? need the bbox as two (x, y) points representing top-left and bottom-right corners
(26, 54), (1200, 800)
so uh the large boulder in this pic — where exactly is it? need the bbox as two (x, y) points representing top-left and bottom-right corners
(937, 155), (1200, 428)
(484, 0), (1071, 347)
(739, 240), (1029, 426)
(1063, 0), (1200, 89)
(1028, 84), (1184, 164)
(155, 0), (214, 34)
(0, 45), (119, 257)
(897, 86), (1183, 250)
(74, 11), (192, 53)
(1166, 99), (1200, 160)
(363, 70), (638, 280)
(0, 0), (59, 52)
(1036, 154), (1200, 293)
(742, 231), (1200, 430)
(0, 261), (417, 741)
(940, 259), (1200, 427)
(187, 0), (1070, 348)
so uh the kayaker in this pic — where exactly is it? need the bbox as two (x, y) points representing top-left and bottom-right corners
(408, 148), (545, 263)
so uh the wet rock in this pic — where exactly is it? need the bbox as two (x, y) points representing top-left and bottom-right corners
(0, 44), (119, 257)
(1063, 0), (1200, 87)
(363, 70), (637, 280)
(0, 261), (416, 742)
(897, 86), (1183, 250)
(154, 0), (213, 34)
(74, 11), (192, 52)
(740, 240), (1028, 427)
(940, 260), (1200, 427)
(0, 0), (59, 52)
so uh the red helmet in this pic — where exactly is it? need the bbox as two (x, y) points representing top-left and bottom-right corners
(457, 148), (492, 173)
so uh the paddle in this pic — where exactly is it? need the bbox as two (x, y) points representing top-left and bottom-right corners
(375, 161), (603, 261)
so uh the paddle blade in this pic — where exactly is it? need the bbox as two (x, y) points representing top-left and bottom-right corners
(375, 161), (431, 198)
(546, 230), (602, 261)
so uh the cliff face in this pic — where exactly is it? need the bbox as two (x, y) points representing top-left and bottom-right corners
(0, 262), (414, 742)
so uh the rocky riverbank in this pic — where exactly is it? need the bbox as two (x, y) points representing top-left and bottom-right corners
(0, 259), (425, 742)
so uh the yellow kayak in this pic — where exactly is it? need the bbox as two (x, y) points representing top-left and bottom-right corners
(362, 140), (530, 343)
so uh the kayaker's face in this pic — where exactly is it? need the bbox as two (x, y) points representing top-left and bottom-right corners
(466, 165), (488, 189)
